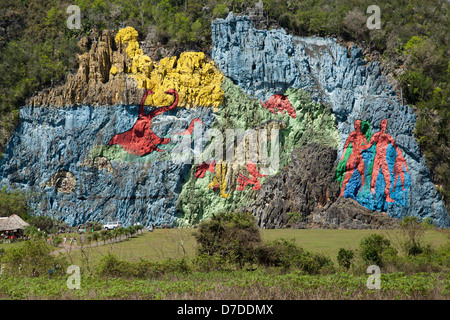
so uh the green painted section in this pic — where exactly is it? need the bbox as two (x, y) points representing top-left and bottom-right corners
(88, 144), (173, 163)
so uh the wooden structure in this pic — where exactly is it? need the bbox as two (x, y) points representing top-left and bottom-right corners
(0, 214), (29, 239)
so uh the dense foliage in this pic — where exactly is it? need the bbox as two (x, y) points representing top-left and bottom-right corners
(194, 211), (261, 266)
(0, 0), (448, 208)
(0, 239), (68, 277)
(0, 186), (29, 218)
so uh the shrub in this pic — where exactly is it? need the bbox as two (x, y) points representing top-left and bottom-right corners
(296, 252), (334, 275)
(256, 239), (304, 269)
(53, 236), (63, 247)
(0, 239), (67, 277)
(399, 216), (433, 256)
(194, 212), (261, 267)
(96, 253), (134, 278)
(359, 234), (393, 266)
(256, 238), (333, 274)
(154, 257), (191, 275)
(96, 254), (191, 279)
(337, 248), (355, 270)
(192, 253), (235, 272)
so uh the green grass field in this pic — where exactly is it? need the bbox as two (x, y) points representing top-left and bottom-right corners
(1, 270), (449, 300)
(1, 228), (449, 300)
(261, 229), (450, 262)
(47, 228), (450, 266)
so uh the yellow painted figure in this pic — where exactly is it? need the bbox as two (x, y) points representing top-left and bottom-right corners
(207, 161), (231, 199)
(113, 27), (224, 110)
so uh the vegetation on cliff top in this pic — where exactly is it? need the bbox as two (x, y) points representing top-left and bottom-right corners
(0, 0), (449, 207)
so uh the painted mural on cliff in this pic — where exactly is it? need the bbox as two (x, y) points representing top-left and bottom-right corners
(337, 119), (411, 213)
(0, 14), (448, 228)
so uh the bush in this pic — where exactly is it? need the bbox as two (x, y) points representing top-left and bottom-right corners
(194, 212), (261, 267)
(150, 257), (191, 275)
(192, 253), (236, 272)
(256, 238), (333, 274)
(256, 239), (304, 269)
(296, 252), (334, 275)
(399, 216), (433, 256)
(0, 239), (67, 277)
(96, 254), (191, 279)
(337, 248), (355, 270)
(96, 253), (134, 278)
(359, 234), (393, 266)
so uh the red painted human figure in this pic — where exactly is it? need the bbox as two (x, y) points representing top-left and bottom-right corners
(393, 146), (409, 192)
(339, 120), (367, 197)
(237, 161), (266, 191)
(108, 89), (179, 156)
(362, 119), (395, 202)
(260, 94), (296, 118)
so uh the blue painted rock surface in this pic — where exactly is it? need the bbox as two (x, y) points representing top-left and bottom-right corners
(0, 105), (215, 226)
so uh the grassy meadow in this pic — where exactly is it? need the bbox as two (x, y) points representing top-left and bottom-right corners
(51, 228), (450, 265)
(1, 226), (449, 300)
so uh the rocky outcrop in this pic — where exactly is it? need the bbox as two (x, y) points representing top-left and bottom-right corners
(0, 103), (215, 226)
(239, 143), (399, 229)
(308, 197), (398, 229)
(239, 143), (340, 228)
(27, 30), (144, 107)
(175, 80), (339, 226)
(0, 15), (448, 228)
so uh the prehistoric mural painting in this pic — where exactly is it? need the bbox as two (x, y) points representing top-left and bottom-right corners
(260, 94), (296, 118)
(337, 119), (411, 209)
(108, 89), (179, 156)
(4, 20), (446, 229)
(236, 161), (266, 191)
(41, 171), (77, 194)
(195, 161), (216, 179)
(173, 118), (203, 136)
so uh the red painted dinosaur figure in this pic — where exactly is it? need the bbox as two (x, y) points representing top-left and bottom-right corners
(108, 89), (179, 156)
(260, 94), (296, 118)
(237, 161), (266, 191)
(173, 118), (203, 135)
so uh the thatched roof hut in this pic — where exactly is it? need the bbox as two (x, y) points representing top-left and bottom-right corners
(0, 214), (29, 232)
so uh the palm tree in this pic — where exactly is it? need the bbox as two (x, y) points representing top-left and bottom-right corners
(112, 228), (119, 243)
(91, 231), (99, 247)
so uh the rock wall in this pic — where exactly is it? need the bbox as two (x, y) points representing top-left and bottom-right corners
(239, 143), (340, 229)
(0, 103), (214, 226)
(0, 14), (448, 228)
(211, 13), (449, 227)
(176, 79), (339, 226)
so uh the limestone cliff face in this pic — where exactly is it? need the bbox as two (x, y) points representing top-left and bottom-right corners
(0, 15), (448, 228)
(241, 143), (340, 229)
(28, 30), (144, 107)
(211, 13), (448, 227)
